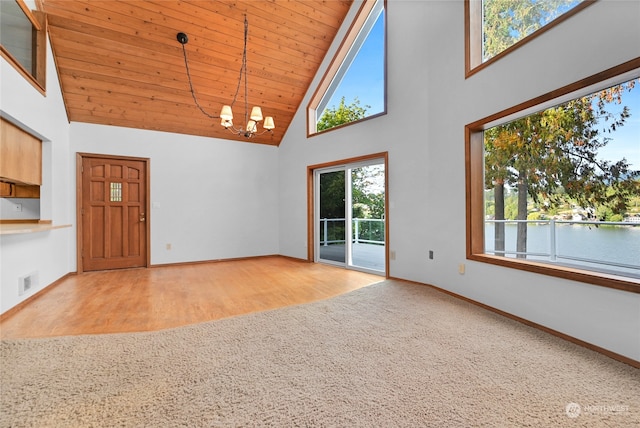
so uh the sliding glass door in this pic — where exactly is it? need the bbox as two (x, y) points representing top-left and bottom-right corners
(315, 160), (386, 275)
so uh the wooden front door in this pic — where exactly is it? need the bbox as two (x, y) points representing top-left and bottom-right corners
(81, 156), (148, 272)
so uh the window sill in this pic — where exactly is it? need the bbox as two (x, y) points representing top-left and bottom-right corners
(468, 253), (640, 294)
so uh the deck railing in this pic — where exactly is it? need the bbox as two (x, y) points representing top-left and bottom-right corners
(485, 219), (639, 274)
(320, 218), (385, 246)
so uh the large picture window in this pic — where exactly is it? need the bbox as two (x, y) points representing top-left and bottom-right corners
(307, 0), (386, 135)
(466, 60), (640, 292)
(465, 0), (593, 77)
(0, 0), (47, 92)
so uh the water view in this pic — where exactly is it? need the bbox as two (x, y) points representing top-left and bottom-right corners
(485, 222), (640, 278)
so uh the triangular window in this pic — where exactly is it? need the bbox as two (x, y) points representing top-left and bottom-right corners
(307, 0), (386, 135)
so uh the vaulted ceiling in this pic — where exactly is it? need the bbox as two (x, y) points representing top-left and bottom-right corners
(41, 0), (353, 145)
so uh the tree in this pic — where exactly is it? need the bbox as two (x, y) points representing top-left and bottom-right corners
(485, 81), (639, 258)
(352, 165), (385, 219)
(319, 171), (345, 219)
(319, 165), (385, 244)
(483, 0), (580, 61)
(482, 0), (639, 258)
(317, 97), (370, 131)
(485, 125), (517, 255)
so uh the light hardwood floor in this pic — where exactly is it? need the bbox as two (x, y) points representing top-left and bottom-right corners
(0, 256), (382, 339)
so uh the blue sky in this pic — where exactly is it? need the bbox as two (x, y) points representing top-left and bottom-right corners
(597, 83), (640, 170)
(323, 10), (385, 116)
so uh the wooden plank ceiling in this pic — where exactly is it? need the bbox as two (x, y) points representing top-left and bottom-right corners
(41, 0), (353, 145)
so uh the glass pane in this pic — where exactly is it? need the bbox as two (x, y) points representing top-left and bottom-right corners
(483, 78), (640, 278)
(482, 0), (584, 62)
(0, 1), (35, 74)
(319, 171), (346, 263)
(350, 164), (385, 272)
(110, 182), (122, 202)
(316, 0), (385, 131)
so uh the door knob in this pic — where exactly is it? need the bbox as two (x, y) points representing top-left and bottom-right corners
(140, 213), (146, 222)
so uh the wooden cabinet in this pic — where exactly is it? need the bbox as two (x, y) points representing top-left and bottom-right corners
(0, 182), (11, 197)
(0, 118), (42, 186)
(0, 182), (40, 198)
(14, 184), (40, 198)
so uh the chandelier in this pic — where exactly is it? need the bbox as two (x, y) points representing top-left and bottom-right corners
(177, 15), (274, 138)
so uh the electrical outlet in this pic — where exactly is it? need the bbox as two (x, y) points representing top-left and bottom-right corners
(390, 250), (396, 260)
(429, 250), (434, 260)
(14, 203), (22, 212)
(166, 243), (172, 250)
(459, 263), (466, 275)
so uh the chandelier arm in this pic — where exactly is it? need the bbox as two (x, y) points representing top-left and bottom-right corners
(252, 128), (273, 136)
(181, 43), (220, 119)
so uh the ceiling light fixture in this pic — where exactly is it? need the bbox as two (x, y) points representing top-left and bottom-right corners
(177, 15), (274, 138)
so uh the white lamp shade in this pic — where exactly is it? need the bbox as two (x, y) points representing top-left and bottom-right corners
(220, 105), (234, 121)
(246, 120), (257, 133)
(250, 106), (263, 121)
(221, 118), (232, 128)
(263, 116), (275, 130)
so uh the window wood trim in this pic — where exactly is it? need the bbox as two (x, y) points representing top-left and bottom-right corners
(16, 0), (42, 31)
(1, 1), (47, 94)
(465, 57), (640, 293)
(465, 0), (597, 78)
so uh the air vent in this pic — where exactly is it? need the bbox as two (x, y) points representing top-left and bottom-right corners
(18, 271), (38, 296)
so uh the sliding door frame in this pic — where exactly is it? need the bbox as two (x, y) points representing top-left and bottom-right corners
(307, 152), (389, 277)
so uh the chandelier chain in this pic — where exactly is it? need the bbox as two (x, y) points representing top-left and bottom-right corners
(242, 15), (249, 127)
(177, 14), (273, 137)
(181, 16), (249, 123)
(180, 42), (220, 120)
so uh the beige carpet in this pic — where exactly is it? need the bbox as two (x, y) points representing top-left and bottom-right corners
(1, 280), (638, 427)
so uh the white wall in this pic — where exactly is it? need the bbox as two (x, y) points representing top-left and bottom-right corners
(278, 0), (640, 361)
(1, 16), (73, 313)
(70, 123), (280, 265)
(0, 198), (40, 219)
